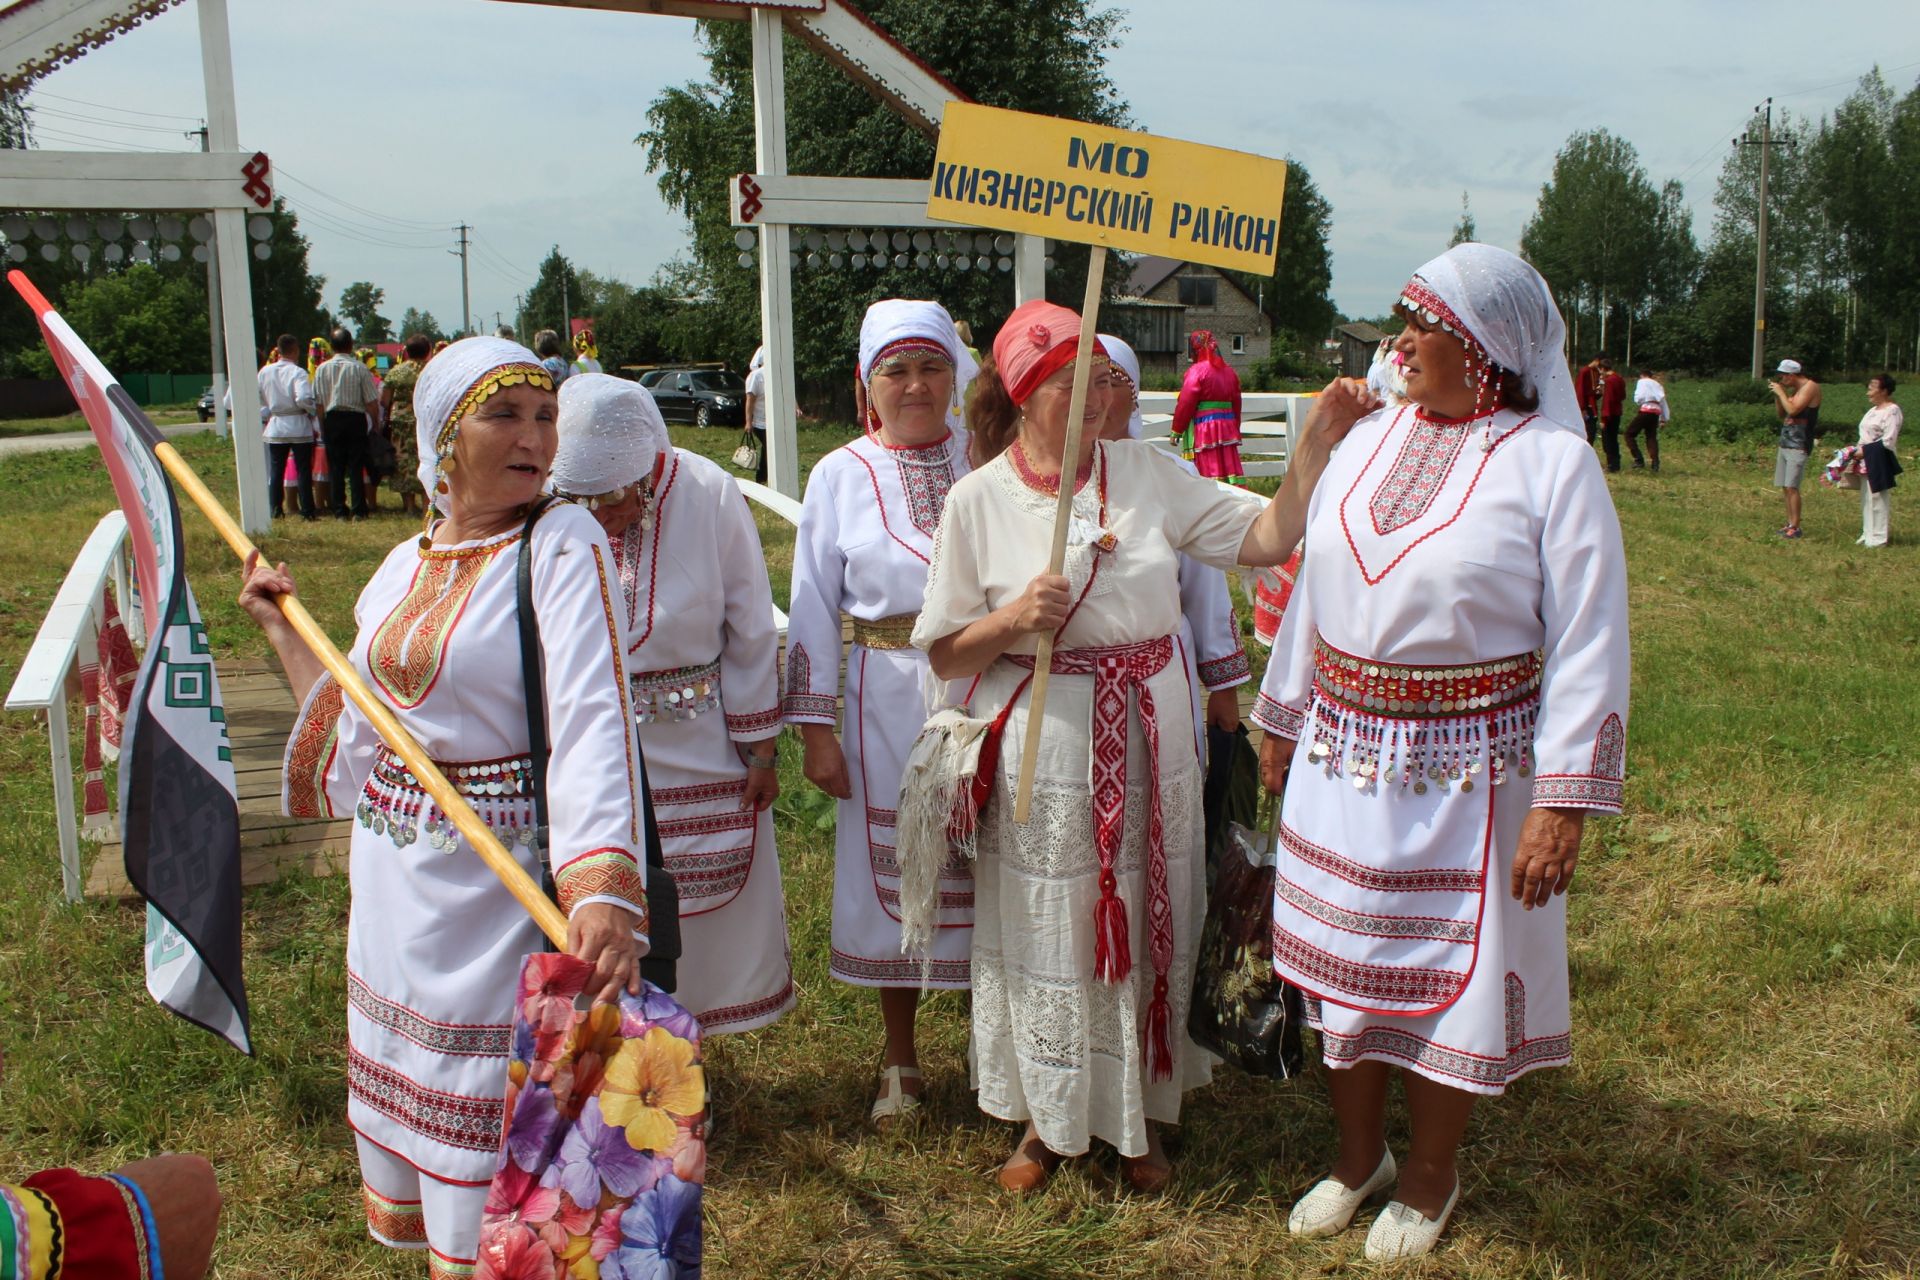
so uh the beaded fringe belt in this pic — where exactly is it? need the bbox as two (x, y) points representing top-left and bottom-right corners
(631, 658), (721, 723)
(358, 744), (537, 849)
(850, 612), (918, 651)
(1303, 634), (1544, 796)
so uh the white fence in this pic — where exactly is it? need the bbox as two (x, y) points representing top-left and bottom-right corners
(4, 512), (145, 901)
(1137, 390), (1314, 478)
(733, 478), (800, 637)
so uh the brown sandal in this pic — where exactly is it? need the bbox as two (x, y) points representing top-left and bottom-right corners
(1121, 1154), (1172, 1194)
(997, 1135), (1062, 1193)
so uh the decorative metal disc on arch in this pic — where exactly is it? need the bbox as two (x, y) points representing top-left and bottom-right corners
(0, 210), (277, 267)
(731, 226), (1054, 275)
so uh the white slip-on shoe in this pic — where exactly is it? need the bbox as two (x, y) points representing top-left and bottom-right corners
(1363, 1181), (1460, 1261)
(1288, 1150), (1397, 1237)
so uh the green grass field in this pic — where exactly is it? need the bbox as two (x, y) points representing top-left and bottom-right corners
(0, 383), (1914, 1278)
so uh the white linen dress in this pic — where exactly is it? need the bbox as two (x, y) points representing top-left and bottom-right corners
(612, 447), (795, 1034)
(912, 438), (1260, 1158)
(784, 429), (976, 988)
(1252, 405), (1630, 1094)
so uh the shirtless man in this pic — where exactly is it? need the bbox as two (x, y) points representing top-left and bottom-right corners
(1770, 358), (1823, 539)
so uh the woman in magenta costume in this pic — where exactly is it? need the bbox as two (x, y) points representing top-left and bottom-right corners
(1172, 329), (1245, 483)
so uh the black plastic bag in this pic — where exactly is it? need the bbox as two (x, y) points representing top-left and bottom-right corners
(1202, 723), (1260, 892)
(1188, 794), (1306, 1079)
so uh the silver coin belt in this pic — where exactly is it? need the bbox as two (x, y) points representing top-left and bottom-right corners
(357, 745), (538, 850)
(631, 657), (721, 724)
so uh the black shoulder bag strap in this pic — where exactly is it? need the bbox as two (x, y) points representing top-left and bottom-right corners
(517, 498), (681, 992)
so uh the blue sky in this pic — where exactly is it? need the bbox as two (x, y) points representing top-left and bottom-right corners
(18, 0), (1919, 331)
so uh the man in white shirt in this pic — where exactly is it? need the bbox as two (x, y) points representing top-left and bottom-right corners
(312, 327), (381, 519)
(1627, 368), (1668, 473)
(257, 333), (318, 520)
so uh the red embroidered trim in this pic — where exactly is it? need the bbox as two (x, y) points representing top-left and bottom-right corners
(346, 1047), (504, 1152)
(347, 971), (512, 1059)
(830, 947), (971, 985)
(657, 811), (755, 840)
(782, 643), (838, 721)
(693, 977), (796, 1033)
(1530, 774), (1624, 811)
(1592, 712), (1626, 778)
(666, 842), (756, 903)
(1252, 692), (1304, 740)
(653, 779), (747, 806)
(848, 438), (941, 565)
(362, 1184), (427, 1245)
(865, 804), (898, 826)
(370, 550), (498, 708)
(1196, 649), (1251, 689)
(1338, 409), (1537, 586)
(554, 849), (648, 918)
(1369, 417), (1471, 534)
(893, 441), (958, 537)
(1277, 820), (1483, 893)
(1274, 872), (1480, 945)
(1317, 1022), (1570, 1088)
(1400, 278), (1479, 351)
(1271, 925), (1467, 1005)
(286, 677), (344, 819)
(1007, 437), (1094, 498)
(613, 452), (678, 654)
(725, 706), (781, 736)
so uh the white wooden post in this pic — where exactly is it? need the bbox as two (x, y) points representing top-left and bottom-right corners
(45, 695), (80, 902)
(751, 6), (801, 500)
(1014, 233), (1045, 306)
(196, 0), (269, 535)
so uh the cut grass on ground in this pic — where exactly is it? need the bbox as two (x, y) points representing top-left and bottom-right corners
(0, 388), (1914, 1278)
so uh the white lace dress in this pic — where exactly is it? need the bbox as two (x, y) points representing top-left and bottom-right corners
(912, 439), (1261, 1157)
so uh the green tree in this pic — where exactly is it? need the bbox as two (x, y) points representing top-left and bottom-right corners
(337, 281), (391, 344)
(246, 199), (329, 355)
(1522, 129), (1660, 356)
(1449, 191), (1476, 248)
(638, 0), (1129, 409)
(1223, 159), (1337, 352)
(524, 247), (583, 341)
(0, 90), (29, 149)
(395, 307), (445, 343)
(47, 265), (209, 373)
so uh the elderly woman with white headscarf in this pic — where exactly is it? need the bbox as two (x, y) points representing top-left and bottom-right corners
(237, 337), (651, 1275)
(785, 298), (978, 1124)
(1251, 244), (1631, 1259)
(1097, 333), (1251, 751)
(551, 373), (794, 1035)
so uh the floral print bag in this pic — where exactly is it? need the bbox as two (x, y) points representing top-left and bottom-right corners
(477, 952), (707, 1279)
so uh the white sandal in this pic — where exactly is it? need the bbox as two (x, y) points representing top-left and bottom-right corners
(869, 1065), (923, 1123)
(1288, 1149), (1396, 1237)
(1364, 1181), (1459, 1261)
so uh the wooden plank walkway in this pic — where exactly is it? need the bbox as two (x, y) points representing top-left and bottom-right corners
(85, 660), (352, 899)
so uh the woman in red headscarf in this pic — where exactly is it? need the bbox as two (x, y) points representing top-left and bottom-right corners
(910, 300), (1375, 1192)
(1172, 329), (1246, 482)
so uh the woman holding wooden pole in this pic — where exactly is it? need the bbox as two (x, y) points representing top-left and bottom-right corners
(237, 336), (651, 1277)
(912, 300), (1376, 1192)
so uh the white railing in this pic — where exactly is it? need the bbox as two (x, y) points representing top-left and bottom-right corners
(1137, 390), (1314, 478)
(733, 478), (800, 637)
(4, 512), (145, 901)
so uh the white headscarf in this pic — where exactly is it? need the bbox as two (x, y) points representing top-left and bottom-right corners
(1097, 332), (1144, 438)
(550, 373), (670, 499)
(413, 335), (552, 511)
(857, 299), (979, 434)
(749, 345), (765, 372)
(1400, 242), (1582, 435)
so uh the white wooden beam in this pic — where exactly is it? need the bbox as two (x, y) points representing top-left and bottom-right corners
(783, 0), (963, 138)
(1014, 233), (1045, 305)
(751, 6), (800, 500)
(196, 0), (268, 535)
(0, 0), (185, 94)
(730, 174), (948, 228)
(0, 150), (272, 210)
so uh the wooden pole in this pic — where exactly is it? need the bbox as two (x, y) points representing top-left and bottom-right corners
(1012, 244), (1107, 825)
(151, 441), (571, 948)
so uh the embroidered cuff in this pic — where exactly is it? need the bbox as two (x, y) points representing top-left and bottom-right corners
(1251, 691), (1304, 740)
(284, 675), (345, 819)
(553, 847), (649, 924)
(782, 692), (839, 724)
(725, 705), (782, 740)
(1197, 649), (1252, 690)
(1530, 774), (1624, 813)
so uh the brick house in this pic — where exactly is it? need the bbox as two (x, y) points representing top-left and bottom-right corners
(1105, 255), (1272, 377)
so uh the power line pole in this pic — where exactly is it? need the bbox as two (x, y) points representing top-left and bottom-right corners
(452, 223), (472, 336)
(1737, 99), (1794, 379)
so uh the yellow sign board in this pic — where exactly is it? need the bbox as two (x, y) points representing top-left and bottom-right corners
(925, 102), (1288, 275)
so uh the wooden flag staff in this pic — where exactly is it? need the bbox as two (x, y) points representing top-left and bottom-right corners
(1011, 244), (1107, 825)
(150, 442), (571, 949)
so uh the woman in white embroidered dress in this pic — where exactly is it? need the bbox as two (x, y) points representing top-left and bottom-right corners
(1251, 244), (1630, 1260)
(551, 373), (795, 1034)
(912, 300), (1371, 1193)
(238, 337), (651, 1280)
(786, 299), (978, 1122)
(1097, 333), (1251, 756)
